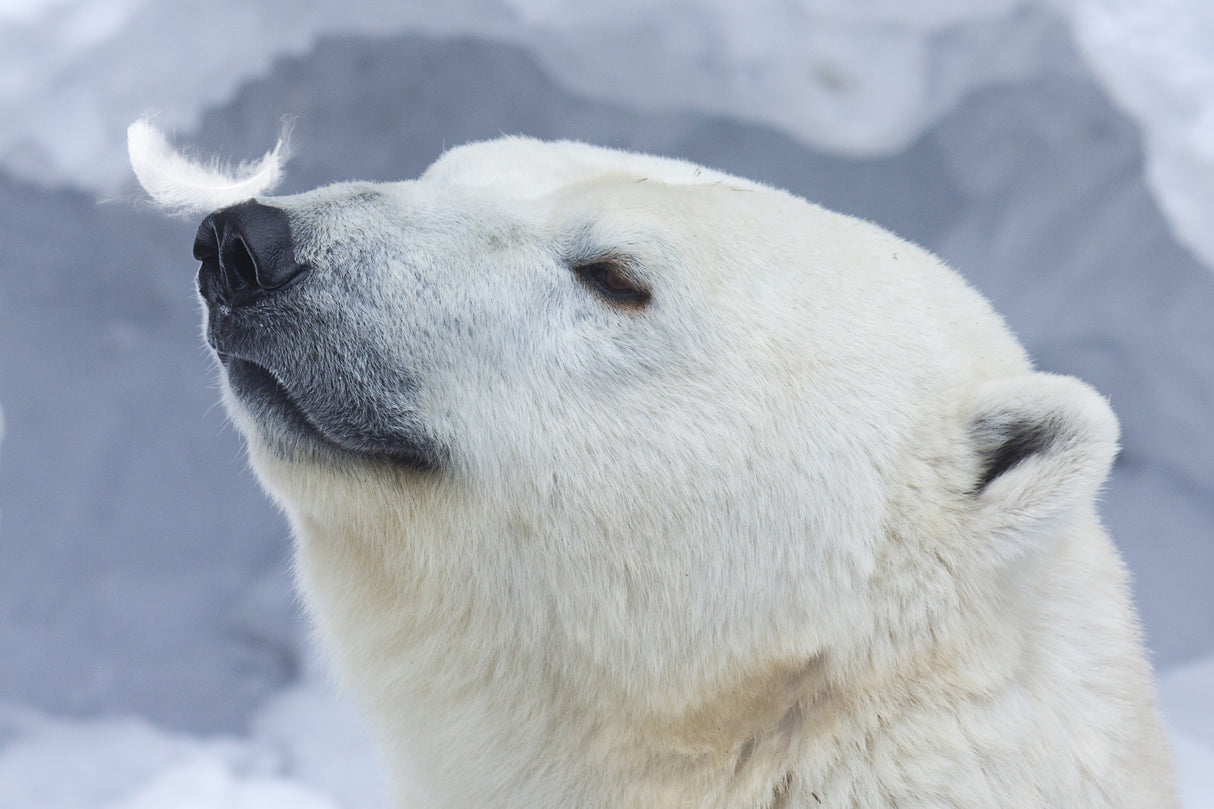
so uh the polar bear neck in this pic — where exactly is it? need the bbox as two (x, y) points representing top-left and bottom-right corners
(280, 476), (1173, 809)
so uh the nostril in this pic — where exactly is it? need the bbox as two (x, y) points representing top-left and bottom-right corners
(193, 219), (219, 262)
(219, 228), (259, 291)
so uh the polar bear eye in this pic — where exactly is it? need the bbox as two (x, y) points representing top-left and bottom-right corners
(574, 261), (651, 308)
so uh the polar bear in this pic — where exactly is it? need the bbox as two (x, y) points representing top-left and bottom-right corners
(132, 128), (1177, 808)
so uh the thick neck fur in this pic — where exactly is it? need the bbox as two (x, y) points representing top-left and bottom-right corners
(283, 481), (1175, 809)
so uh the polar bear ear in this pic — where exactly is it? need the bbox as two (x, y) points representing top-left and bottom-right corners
(966, 373), (1119, 558)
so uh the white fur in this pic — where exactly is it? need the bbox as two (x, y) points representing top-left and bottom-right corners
(160, 135), (1177, 808)
(126, 118), (290, 214)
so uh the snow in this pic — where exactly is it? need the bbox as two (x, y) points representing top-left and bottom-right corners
(1068, 0), (1214, 291)
(107, 759), (339, 809)
(1161, 655), (1214, 809)
(3, 1), (1214, 270)
(0, 682), (386, 809)
(1, 2), (1211, 807)
(1174, 734), (1214, 809)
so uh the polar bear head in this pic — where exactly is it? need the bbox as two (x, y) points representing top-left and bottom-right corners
(172, 137), (1168, 807)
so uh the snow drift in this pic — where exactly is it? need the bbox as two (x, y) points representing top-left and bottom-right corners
(2, 0), (1214, 270)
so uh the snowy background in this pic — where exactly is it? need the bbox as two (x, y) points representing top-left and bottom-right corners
(1, 1), (1212, 807)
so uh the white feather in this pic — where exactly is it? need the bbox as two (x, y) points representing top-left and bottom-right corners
(126, 118), (291, 215)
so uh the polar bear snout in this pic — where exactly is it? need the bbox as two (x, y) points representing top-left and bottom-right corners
(191, 193), (446, 472)
(194, 199), (306, 309)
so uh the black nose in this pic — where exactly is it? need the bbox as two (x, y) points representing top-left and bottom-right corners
(194, 200), (303, 307)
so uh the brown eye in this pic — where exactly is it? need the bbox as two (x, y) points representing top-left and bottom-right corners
(574, 261), (652, 307)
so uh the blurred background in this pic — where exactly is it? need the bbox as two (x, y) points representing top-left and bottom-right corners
(0, 1), (1211, 807)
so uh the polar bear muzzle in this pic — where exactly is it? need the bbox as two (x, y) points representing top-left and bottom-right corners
(193, 198), (442, 472)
